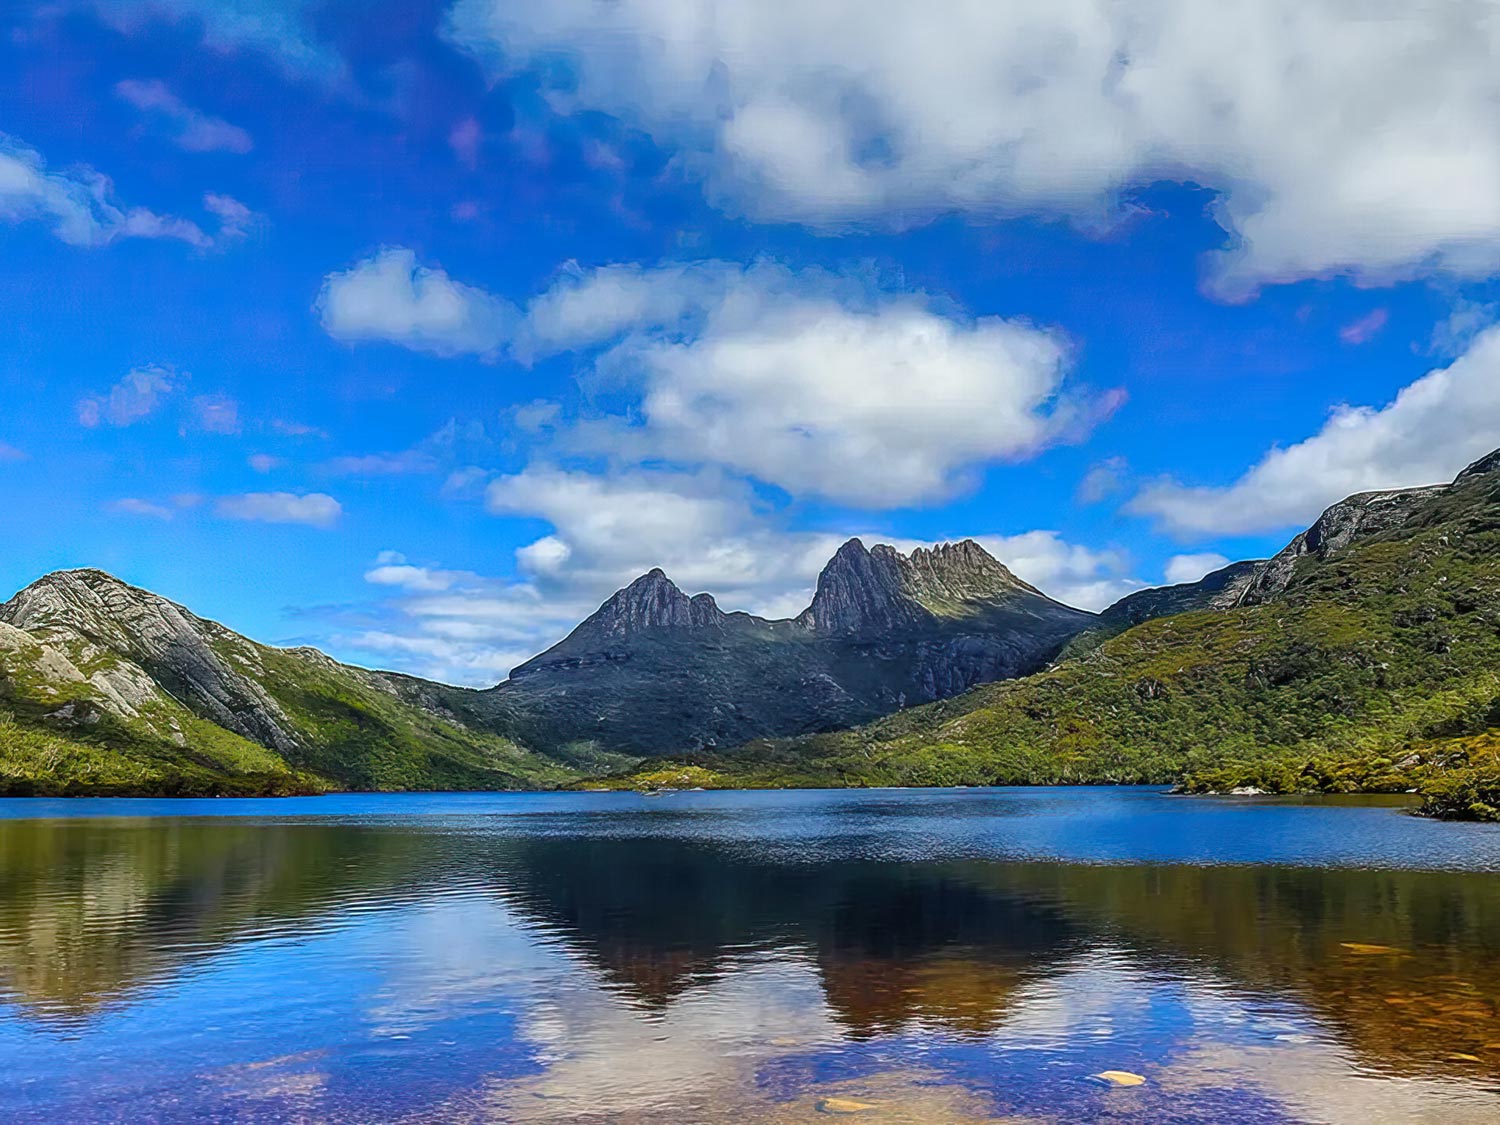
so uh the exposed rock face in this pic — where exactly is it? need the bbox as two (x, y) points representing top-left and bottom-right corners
(1456, 449), (1500, 481)
(1101, 470), (1465, 629)
(0, 568), (572, 792)
(796, 538), (1040, 634)
(1235, 485), (1444, 606)
(583, 569), (727, 639)
(797, 540), (923, 634)
(0, 569), (302, 751)
(494, 538), (1098, 755)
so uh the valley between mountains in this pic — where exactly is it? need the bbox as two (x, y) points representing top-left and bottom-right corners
(4, 452), (1500, 820)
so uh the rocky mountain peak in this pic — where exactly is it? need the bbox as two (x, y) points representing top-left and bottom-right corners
(797, 537), (1039, 634)
(2, 568), (183, 640)
(796, 538), (921, 634)
(904, 539), (1037, 602)
(575, 568), (728, 640)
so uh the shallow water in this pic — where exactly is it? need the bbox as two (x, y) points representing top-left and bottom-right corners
(0, 786), (1498, 1124)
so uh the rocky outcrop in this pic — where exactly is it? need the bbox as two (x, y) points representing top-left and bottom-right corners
(797, 540), (928, 634)
(796, 538), (1058, 634)
(0, 569), (302, 751)
(584, 569), (728, 638)
(1235, 485), (1443, 605)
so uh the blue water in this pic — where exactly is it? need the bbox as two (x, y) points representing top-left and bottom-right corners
(0, 787), (1497, 1123)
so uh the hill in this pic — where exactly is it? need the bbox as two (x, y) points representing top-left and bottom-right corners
(0, 569), (584, 795)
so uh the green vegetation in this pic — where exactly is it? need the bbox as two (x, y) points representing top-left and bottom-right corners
(598, 466), (1500, 820)
(0, 708), (320, 797)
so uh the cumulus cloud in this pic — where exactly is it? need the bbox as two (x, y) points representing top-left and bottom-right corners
(973, 530), (1140, 612)
(77, 365), (178, 427)
(114, 79), (253, 153)
(448, 0), (1500, 294)
(1131, 325), (1500, 538)
(215, 491), (343, 527)
(1165, 553), (1231, 586)
(317, 248), (516, 357)
(531, 261), (1115, 507)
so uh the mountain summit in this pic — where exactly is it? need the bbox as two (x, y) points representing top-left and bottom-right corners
(798, 538), (1042, 633)
(492, 538), (1096, 756)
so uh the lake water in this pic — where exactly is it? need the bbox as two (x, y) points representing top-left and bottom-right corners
(1, 787), (1499, 1124)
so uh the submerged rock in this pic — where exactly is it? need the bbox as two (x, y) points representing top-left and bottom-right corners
(1090, 1070), (1147, 1087)
(816, 1096), (880, 1114)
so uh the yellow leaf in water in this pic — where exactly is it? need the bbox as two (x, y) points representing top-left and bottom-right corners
(1340, 943), (1403, 955)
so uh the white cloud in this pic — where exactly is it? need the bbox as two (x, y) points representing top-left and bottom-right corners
(486, 465), (826, 607)
(114, 79), (253, 153)
(1165, 552), (1231, 586)
(1428, 299), (1499, 359)
(77, 365), (179, 427)
(973, 530), (1140, 612)
(1131, 325), (1500, 538)
(529, 261), (1115, 508)
(189, 393), (241, 434)
(0, 133), (257, 251)
(106, 497), (175, 520)
(449, 0), (1500, 293)
(364, 564), (463, 593)
(247, 453), (283, 473)
(215, 491), (342, 528)
(317, 248), (516, 357)
(202, 192), (259, 241)
(0, 442), (26, 462)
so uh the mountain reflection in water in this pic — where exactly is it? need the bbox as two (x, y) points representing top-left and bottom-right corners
(0, 788), (1497, 1124)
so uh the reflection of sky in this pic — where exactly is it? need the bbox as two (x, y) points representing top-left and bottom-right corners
(4, 882), (1498, 1125)
(3, 789), (1500, 1123)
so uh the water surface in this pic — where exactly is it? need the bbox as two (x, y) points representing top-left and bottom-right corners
(1, 786), (1498, 1123)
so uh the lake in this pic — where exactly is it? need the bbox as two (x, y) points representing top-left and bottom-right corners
(1, 786), (1498, 1123)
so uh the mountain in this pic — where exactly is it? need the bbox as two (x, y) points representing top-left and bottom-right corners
(0, 539), (1095, 794)
(0, 569), (578, 796)
(614, 452), (1500, 820)
(484, 538), (1096, 756)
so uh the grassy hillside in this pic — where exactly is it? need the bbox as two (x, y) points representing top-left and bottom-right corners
(595, 463), (1500, 820)
(0, 581), (593, 795)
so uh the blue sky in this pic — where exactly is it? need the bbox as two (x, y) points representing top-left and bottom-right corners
(4, 1), (1500, 684)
